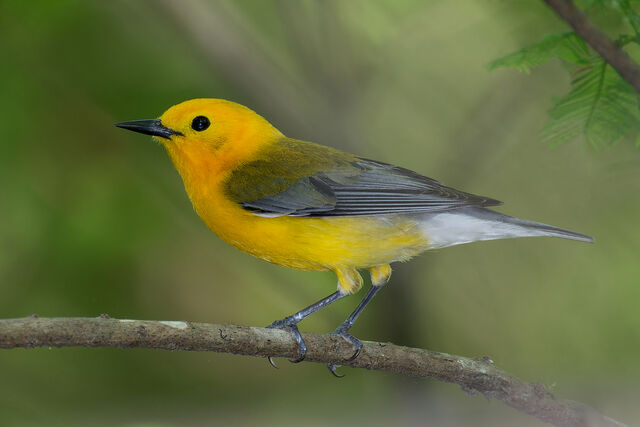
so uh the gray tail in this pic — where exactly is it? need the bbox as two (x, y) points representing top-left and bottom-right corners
(467, 207), (594, 243)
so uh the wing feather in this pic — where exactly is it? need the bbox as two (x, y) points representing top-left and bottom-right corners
(224, 139), (501, 217)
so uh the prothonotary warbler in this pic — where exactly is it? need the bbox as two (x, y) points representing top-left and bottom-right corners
(116, 98), (593, 375)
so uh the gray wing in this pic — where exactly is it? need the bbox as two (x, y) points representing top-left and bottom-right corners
(243, 158), (502, 217)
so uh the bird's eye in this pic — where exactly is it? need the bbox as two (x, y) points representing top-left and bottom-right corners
(191, 116), (210, 132)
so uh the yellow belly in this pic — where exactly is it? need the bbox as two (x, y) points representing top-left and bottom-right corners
(194, 189), (428, 272)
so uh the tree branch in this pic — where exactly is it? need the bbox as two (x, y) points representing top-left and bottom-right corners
(0, 316), (625, 427)
(542, 0), (640, 93)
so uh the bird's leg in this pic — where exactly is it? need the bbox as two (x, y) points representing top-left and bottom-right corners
(331, 284), (383, 357)
(326, 265), (391, 377)
(327, 283), (384, 377)
(267, 290), (347, 364)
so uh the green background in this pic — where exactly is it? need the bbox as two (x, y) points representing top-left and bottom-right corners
(1, 1), (638, 425)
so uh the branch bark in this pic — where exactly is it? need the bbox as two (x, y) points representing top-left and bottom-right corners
(542, 0), (640, 93)
(0, 316), (625, 427)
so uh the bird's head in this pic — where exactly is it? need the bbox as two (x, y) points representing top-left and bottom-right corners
(116, 98), (283, 177)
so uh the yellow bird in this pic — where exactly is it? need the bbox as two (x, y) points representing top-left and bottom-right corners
(116, 98), (592, 375)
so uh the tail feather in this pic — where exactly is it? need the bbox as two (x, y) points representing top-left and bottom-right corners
(497, 212), (594, 243)
(420, 207), (594, 249)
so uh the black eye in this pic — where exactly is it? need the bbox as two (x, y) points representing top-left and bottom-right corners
(191, 116), (210, 131)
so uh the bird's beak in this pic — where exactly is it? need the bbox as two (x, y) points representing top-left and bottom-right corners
(114, 119), (183, 139)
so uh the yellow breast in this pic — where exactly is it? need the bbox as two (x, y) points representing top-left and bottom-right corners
(192, 183), (427, 272)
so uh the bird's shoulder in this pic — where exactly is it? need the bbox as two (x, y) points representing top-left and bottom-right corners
(224, 137), (357, 206)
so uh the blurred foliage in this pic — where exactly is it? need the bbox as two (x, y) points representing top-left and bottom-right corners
(490, 0), (640, 148)
(1, 1), (639, 426)
(489, 33), (591, 72)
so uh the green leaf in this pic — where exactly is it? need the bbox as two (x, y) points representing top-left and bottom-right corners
(488, 32), (591, 73)
(542, 56), (640, 147)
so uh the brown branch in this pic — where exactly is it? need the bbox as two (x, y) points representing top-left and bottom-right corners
(542, 0), (640, 93)
(0, 316), (625, 427)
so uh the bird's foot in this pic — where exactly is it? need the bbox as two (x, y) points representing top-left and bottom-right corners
(266, 318), (307, 366)
(326, 325), (362, 377)
(330, 326), (362, 361)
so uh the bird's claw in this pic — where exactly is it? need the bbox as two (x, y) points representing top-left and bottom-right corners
(267, 356), (279, 369)
(325, 327), (363, 377)
(330, 328), (362, 361)
(327, 364), (345, 378)
(266, 319), (307, 364)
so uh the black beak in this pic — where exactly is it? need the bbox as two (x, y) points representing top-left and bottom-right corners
(114, 119), (182, 139)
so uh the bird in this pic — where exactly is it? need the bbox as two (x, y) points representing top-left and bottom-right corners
(115, 98), (593, 376)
